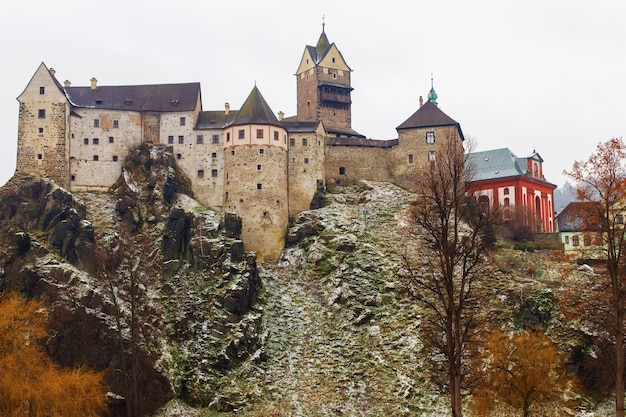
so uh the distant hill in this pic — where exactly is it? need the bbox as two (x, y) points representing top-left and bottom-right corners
(554, 181), (577, 213)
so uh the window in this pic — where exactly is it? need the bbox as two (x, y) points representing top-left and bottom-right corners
(584, 235), (591, 246)
(572, 235), (580, 247)
(112, 155), (118, 162)
(257, 164), (262, 171)
(257, 183), (262, 190)
(39, 86), (45, 94)
(211, 152), (217, 158)
(302, 138), (308, 146)
(231, 150), (235, 155)
(564, 236), (570, 244)
(339, 167), (346, 175)
(274, 131), (279, 141)
(93, 155), (99, 161)
(71, 175), (75, 181)
(211, 169), (218, 177)
(176, 153), (182, 159)
(178, 135), (184, 144)
(259, 149), (264, 154)
(504, 198), (510, 206)
(180, 117), (186, 126)
(109, 136), (114, 143)
(94, 119), (99, 128)
(426, 131), (435, 144)
(38, 128), (44, 134)
(213, 135), (219, 144)
(408, 154), (414, 164)
(617, 214), (624, 224)
(238, 129), (245, 139)
(38, 109), (45, 119)
(304, 157), (309, 164)
(113, 120), (119, 128)
(37, 153), (42, 160)
(226, 132), (231, 142)
(93, 138), (99, 145)
(168, 135), (174, 144)
(197, 170), (204, 178)
(256, 129), (264, 139)
(504, 188), (510, 195)
(83, 138), (89, 145)
(290, 138), (295, 146)
(197, 135), (203, 144)
(428, 150), (437, 161)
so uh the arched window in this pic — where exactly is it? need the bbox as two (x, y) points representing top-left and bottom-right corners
(503, 188), (509, 195)
(479, 195), (489, 207)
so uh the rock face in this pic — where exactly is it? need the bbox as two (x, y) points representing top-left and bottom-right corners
(0, 144), (264, 417)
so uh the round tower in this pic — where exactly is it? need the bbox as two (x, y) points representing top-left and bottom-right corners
(223, 86), (288, 259)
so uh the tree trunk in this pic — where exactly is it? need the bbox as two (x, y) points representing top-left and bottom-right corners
(616, 299), (625, 417)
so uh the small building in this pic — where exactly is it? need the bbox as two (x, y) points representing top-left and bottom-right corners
(555, 201), (605, 257)
(465, 148), (557, 232)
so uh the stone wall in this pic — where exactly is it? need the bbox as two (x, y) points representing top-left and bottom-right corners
(325, 144), (392, 185)
(224, 145), (288, 260)
(16, 65), (70, 188)
(288, 128), (326, 215)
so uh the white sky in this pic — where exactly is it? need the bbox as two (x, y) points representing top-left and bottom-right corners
(1, 0), (625, 189)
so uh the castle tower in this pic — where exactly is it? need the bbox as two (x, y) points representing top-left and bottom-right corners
(16, 63), (71, 187)
(223, 86), (288, 259)
(295, 24), (353, 135)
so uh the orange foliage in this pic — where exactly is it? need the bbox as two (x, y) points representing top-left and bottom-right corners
(0, 292), (108, 417)
(471, 330), (577, 417)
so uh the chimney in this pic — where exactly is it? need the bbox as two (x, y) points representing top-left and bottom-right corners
(419, 96), (424, 107)
(90, 77), (97, 90)
(64, 80), (71, 87)
(49, 68), (56, 76)
(224, 102), (230, 115)
(278, 111), (284, 121)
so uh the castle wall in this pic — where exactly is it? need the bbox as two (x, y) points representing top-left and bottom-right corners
(69, 109), (143, 191)
(287, 127), (326, 215)
(392, 126), (461, 191)
(16, 65), (71, 188)
(188, 128), (225, 210)
(325, 144), (392, 185)
(224, 144), (288, 260)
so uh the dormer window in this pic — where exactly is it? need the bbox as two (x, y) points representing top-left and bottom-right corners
(171, 100), (179, 106)
(124, 99), (132, 105)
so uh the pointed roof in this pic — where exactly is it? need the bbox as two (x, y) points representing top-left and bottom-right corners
(555, 201), (602, 232)
(316, 28), (330, 56)
(227, 85), (278, 126)
(396, 100), (463, 138)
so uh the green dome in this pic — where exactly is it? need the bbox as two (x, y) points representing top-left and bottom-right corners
(428, 86), (438, 106)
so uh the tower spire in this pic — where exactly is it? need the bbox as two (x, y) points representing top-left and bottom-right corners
(428, 73), (438, 106)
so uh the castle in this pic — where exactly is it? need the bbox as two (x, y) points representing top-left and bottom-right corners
(15, 25), (466, 258)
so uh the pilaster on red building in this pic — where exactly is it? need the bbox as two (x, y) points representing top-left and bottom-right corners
(465, 148), (557, 233)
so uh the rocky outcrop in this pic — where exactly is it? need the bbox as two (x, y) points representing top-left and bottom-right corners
(0, 144), (265, 417)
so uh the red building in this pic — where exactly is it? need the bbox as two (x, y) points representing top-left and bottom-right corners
(465, 148), (557, 232)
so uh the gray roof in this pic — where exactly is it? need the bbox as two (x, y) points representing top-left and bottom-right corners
(555, 201), (602, 232)
(466, 148), (530, 181)
(65, 83), (201, 112)
(195, 110), (240, 130)
(396, 100), (464, 140)
(327, 137), (397, 148)
(227, 86), (279, 126)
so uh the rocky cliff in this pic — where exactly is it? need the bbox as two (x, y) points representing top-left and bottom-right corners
(0, 144), (616, 416)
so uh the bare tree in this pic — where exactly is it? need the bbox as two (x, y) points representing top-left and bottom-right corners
(401, 135), (496, 417)
(565, 137), (626, 417)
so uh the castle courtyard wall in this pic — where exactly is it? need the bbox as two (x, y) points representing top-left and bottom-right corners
(325, 145), (392, 185)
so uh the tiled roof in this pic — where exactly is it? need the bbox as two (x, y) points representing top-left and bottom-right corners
(396, 100), (462, 135)
(280, 121), (320, 133)
(227, 86), (279, 126)
(327, 137), (397, 148)
(556, 201), (603, 232)
(466, 148), (526, 181)
(325, 125), (365, 138)
(65, 83), (201, 112)
(195, 110), (240, 129)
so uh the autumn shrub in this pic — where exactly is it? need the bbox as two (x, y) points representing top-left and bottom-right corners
(0, 292), (108, 417)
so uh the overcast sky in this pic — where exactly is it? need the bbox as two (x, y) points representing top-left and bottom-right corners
(1, 0), (625, 189)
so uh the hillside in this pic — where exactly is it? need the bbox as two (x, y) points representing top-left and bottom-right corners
(0, 144), (616, 416)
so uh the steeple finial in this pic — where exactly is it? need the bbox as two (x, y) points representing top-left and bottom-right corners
(427, 73), (438, 106)
(322, 14), (325, 31)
